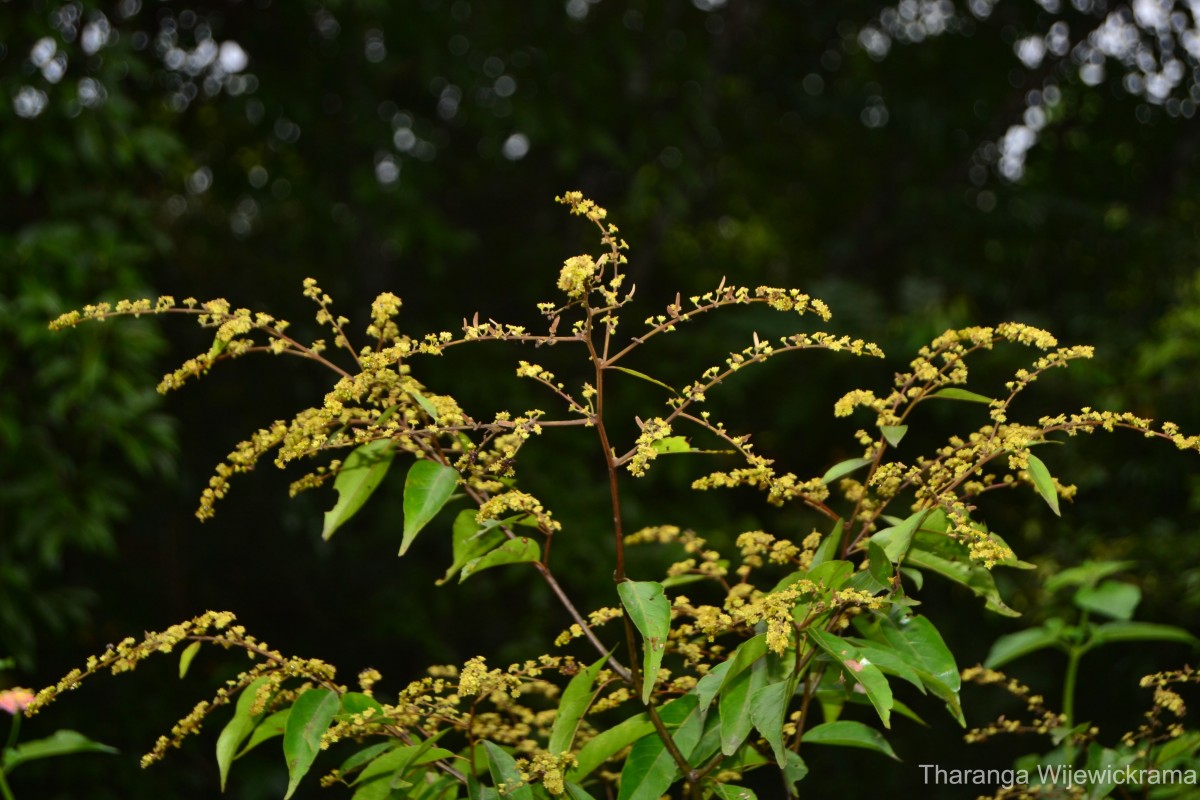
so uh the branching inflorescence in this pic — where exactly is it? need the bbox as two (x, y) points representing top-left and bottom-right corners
(41, 194), (1200, 799)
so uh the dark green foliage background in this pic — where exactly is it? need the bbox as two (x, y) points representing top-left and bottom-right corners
(3, 1), (1199, 797)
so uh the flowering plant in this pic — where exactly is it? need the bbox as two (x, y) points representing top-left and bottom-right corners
(32, 195), (1200, 799)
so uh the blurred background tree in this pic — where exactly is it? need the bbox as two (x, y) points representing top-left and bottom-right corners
(3, 1), (1200, 797)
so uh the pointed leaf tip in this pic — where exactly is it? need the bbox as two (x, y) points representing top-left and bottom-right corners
(399, 460), (459, 555)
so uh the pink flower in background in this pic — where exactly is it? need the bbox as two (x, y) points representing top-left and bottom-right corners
(0, 688), (34, 714)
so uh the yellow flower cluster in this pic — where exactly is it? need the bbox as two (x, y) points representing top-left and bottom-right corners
(692, 465), (830, 508)
(477, 490), (561, 532)
(557, 254), (597, 299)
(555, 191), (607, 222)
(627, 417), (672, 477)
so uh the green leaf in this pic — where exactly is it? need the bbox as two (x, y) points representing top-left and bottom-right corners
(340, 692), (386, 717)
(867, 540), (893, 586)
(811, 519), (844, 567)
(438, 511), (508, 585)
(323, 439), (396, 540)
(549, 653), (609, 755)
(408, 389), (440, 421)
(283, 688), (341, 799)
(650, 435), (691, 454)
(1153, 730), (1200, 766)
(216, 676), (271, 791)
(984, 626), (1064, 668)
(564, 782), (600, 800)
(460, 536), (541, 582)
(1025, 452), (1060, 516)
(906, 534), (1019, 617)
(399, 460), (459, 555)
(236, 709), (290, 759)
(872, 615), (963, 725)
(1088, 622), (1200, 649)
(179, 640), (201, 679)
(720, 657), (768, 755)
(608, 365), (678, 394)
(1, 730), (117, 773)
(711, 785), (758, 800)
(842, 640), (923, 692)
(870, 510), (929, 564)
(1046, 560), (1136, 592)
(339, 742), (399, 783)
(568, 713), (654, 781)
(349, 738), (452, 788)
(802, 720), (898, 760)
(749, 680), (793, 767)
(696, 634), (767, 713)
(483, 741), (534, 800)
(880, 425), (908, 448)
(1074, 580), (1140, 620)
(807, 629), (893, 729)
(616, 695), (702, 800)
(617, 581), (671, 703)
(783, 751), (809, 789)
(820, 457), (872, 485)
(929, 388), (994, 404)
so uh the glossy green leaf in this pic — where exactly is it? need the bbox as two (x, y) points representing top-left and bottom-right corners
(811, 519), (844, 567)
(929, 387), (994, 404)
(711, 785), (758, 800)
(984, 626), (1063, 668)
(179, 640), (201, 678)
(323, 439), (396, 541)
(873, 615), (963, 724)
(749, 680), (793, 767)
(720, 657), (768, 755)
(820, 457), (872, 485)
(350, 744), (454, 791)
(347, 733), (452, 788)
(483, 741), (534, 800)
(870, 509), (928, 564)
(283, 688), (341, 799)
(617, 580), (671, 703)
(549, 653), (609, 755)
(807, 628), (892, 728)
(1074, 580), (1140, 620)
(236, 709), (290, 759)
(460, 536), (540, 582)
(340, 692), (386, 718)
(843, 640), (923, 692)
(802, 720), (898, 760)
(906, 534), (1018, 617)
(696, 633), (767, 713)
(608, 365), (677, 394)
(438, 511), (511, 585)
(568, 713), (654, 781)
(800, 560), (854, 593)
(339, 742), (399, 782)
(216, 676), (271, 791)
(867, 540), (893, 586)
(1088, 622), (1200, 649)
(1025, 452), (1060, 516)
(880, 425), (908, 448)
(564, 782), (600, 800)
(399, 460), (459, 555)
(616, 695), (702, 800)
(1, 730), (117, 773)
